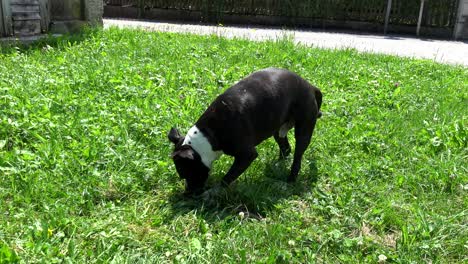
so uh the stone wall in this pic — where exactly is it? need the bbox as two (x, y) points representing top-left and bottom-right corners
(85, 0), (104, 25)
(50, 0), (103, 34)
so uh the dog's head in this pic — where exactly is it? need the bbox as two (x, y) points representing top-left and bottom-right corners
(168, 127), (209, 194)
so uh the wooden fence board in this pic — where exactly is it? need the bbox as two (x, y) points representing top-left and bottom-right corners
(12, 4), (40, 13)
(10, 0), (42, 35)
(2, 0), (49, 36)
(12, 12), (41, 21)
(0, 2), (4, 36)
(11, 0), (40, 5)
(13, 19), (41, 35)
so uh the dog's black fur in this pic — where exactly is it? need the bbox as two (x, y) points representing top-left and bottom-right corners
(168, 68), (322, 194)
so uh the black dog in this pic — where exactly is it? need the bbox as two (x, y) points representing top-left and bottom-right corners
(168, 68), (322, 194)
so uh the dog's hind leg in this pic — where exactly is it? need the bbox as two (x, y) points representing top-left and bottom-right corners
(275, 120), (294, 159)
(287, 120), (316, 182)
(274, 132), (291, 159)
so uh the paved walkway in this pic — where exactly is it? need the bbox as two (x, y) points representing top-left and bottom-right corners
(104, 19), (468, 66)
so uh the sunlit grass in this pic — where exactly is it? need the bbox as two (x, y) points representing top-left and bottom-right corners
(0, 27), (466, 263)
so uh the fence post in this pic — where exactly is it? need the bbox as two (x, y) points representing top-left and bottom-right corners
(0, 1), (4, 36)
(39, 0), (50, 33)
(453, 0), (466, 39)
(201, 0), (208, 22)
(416, 0), (425, 36)
(138, 0), (143, 19)
(384, 0), (392, 34)
(1, 0), (12, 36)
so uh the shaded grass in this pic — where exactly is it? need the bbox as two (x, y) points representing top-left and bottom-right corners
(0, 27), (467, 263)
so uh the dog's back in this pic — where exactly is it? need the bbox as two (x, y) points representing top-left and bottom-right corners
(196, 68), (321, 153)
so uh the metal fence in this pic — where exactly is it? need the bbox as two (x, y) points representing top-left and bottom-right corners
(104, 0), (459, 30)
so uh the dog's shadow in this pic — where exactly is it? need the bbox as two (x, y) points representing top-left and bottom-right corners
(165, 158), (319, 223)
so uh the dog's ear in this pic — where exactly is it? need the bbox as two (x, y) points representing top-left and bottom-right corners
(168, 127), (182, 144)
(172, 148), (194, 160)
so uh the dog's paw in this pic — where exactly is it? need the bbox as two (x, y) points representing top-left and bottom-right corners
(286, 175), (297, 183)
(201, 184), (226, 201)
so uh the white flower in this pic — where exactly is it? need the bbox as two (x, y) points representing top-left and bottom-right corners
(378, 254), (387, 263)
(238, 212), (245, 219)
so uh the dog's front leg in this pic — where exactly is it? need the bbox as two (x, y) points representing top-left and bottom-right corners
(221, 149), (258, 186)
(201, 149), (258, 201)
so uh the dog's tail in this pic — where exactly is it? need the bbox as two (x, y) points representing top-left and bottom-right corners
(315, 88), (323, 118)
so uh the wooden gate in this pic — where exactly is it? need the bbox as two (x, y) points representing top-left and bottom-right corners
(0, 0), (49, 37)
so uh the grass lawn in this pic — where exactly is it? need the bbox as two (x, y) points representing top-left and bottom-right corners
(0, 28), (467, 263)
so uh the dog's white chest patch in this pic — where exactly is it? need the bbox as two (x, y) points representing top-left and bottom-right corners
(183, 126), (222, 168)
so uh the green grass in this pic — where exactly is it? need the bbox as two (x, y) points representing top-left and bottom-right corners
(0, 27), (467, 263)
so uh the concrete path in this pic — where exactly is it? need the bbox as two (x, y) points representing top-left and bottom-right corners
(104, 18), (468, 66)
